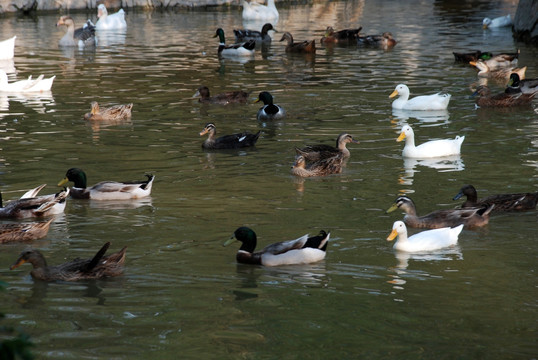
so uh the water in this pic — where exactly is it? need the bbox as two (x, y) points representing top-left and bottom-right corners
(0, 0), (537, 358)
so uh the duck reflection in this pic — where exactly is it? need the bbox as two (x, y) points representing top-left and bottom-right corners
(87, 197), (153, 211)
(96, 30), (127, 48)
(393, 246), (463, 271)
(0, 92), (55, 119)
(87, 117), (134, 143)
(399, 155), (465, 185)
(391, 108), (450, 126)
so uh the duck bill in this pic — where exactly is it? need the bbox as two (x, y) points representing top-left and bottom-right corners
(193, 90), (200, 98)
(223, 236), (236, 247)
(469, 61), (477, 66)
(386, 229), (398, 241)
(199, 129), (209, 136)
(396, 132), (406, 142)
(386, 203), (398, 213)
(10, 258), (26, 270)
(482, 24), (488, 29)
(57, 177), (69, 187)
(389, 90), (398, 98)
(453, 192), (464, 201)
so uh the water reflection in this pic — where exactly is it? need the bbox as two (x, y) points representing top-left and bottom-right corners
(96, 30), (127, 48)
(392, 246), (463, 270)
(391, 108), (450, 126)
(0, 92), (55, 118)
(399, 155), (465, 185)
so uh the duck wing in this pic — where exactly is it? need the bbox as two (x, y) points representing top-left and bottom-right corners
(261, 234), (309, 255)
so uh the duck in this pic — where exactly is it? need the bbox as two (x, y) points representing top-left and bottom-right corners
(295, 133), (358, 161)
(255, 91), (285, 121)
(84, 101), (133, 121)
(199, 123), (260, 150)
(0, 219), (54, 244)
(57, 168), (154, 200)
(386, 195), (494, 229)
(477, 53), (519, 70)
(453, 184), (538, 212)
(396, 124), (464, 158)
(291, 154), (344, 178)
(95, 4), (127, 31)
(10, 242), (127, 281)
(505, 73), (538, 96)
(469, 60), (526, 80)
(389, 84), (450, 110)
(242, 0), (279, 22)
(357, 32), (397, 49)
(473, 85), (535, 107)
(234, 23), (275, 44)
(482, 14), (512, 29)
(453, 50), (492, 63)
(453, 50), (518, 64)
(214, 28), (255, 58)
(224, 226), (329, 266)
(20, 184), (47, 199)
(0, 188), (69, 219)
(0, 69), (55, 93)
(279, 32), (316, 53)
(193, 86), (250, 105)
(387, 221), (462, 252)
(0, 36), (16, 60)
(320, 26), (362, 45)
(56, 16), (96, 48)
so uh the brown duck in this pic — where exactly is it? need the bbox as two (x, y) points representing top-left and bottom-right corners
(200, 123), (260, 150)
(280, 32), (316, 53)
(320, 26), (362, 45)
(193, 86), (250, 105)
(291, 154), (344, 177)
(295, 133), (358, 162)
(84, 101), (133, 121)
(453, 184), (538, 212)
(0, 219), (53, 243)
(473, 85), (535, 107)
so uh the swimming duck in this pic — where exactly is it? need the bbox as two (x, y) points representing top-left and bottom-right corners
(386, 195), (494, 229)
(56, 16), (96, 48)
(234, 23), (275, 44)
(58, 168), (154, 200)
(84, 101), (133, 121)
(453, 50), (518, 65)
(0, 36), (16, 60)
(473, 85), (535, 107)
(291, 154), (344, 178)
(387, 221), (463, 252)
(214, 28), (256, 58)
(194, 86), (250, 105)
(453, 184), (538, 212)
(242, 0), (279, 22)
(0, 188), (69, 219)
(279, 32), (316, 53)
(482, 14), (512, 29)
(255, 91), (285, 121)
(295, 133), (358, 161)
(96, 4), (127, 31)
(224, 226), (329, 266)
(357, 32), (397, 49)
(200, 123), (260, 150)
(320, 26), (362, 45)
(20, 184), (47, 199)
(469, 60), (526, 80)
(0, 219), (53, 243)
(0, 69), (55, 93)
(453, 50), (493, 63)
(505, 73), (538, 96)
(10, 242), (127, 281)
(389, 84), (451, 110)
(397, 124), (464, 158)
(478, 53), (519, 70)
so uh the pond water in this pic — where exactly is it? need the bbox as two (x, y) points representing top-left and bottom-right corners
(0, 0), (537, 358)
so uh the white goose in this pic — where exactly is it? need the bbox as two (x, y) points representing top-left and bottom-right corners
(96, 4), (127, 31)
(389, 84), (451, 110)
(397, 124), (465, 158)
(482, 15), (512, 29)
(387, 221), (463, 252)
(242, 0), (279, 22)
(0, 36), (16, 60)
(0, 70), (55, 93)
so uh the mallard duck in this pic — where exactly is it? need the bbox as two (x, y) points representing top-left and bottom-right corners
(453, 184), (538, 212)
(320, 26), (362, 45)
(0, 69), (55, 93)
(295, 133), (358, 161)
(291, 154), (344, 177)
(389, 84), (450, 110)
(396, 124), (464, 158)
(0, 219), (53, 244)
(224, 226), (329, 266)
(193, 86), (250, 105)
(453, 50), (519, 64)
(386, 195), (494, 229)
(0, 188), (69, 219)
(242, 0), (279, 22)
(357, 32), (397, 49)
(234, 23), (275, 44)
(10, 242), (126, 281)
(387, 221), (463, 252)
(56, 16), (96, 48)
(505, 73), (538, 96)
(255, 91), (285, 121)
(96, 4), (127, 31)
(20, 184), (47, 199)
(478, 53), (519, 70)
(57, 168), (154, 200)
(84, 101), (133, 121)
(0, 36), (16, 60)
(279, 32), (316, 53)
(473, 85), (535, 107)
(214, 28), (255, 58)
(483, 14), (512, 29)
(199, 123), (260, 150)
(469, 60), (526, 80)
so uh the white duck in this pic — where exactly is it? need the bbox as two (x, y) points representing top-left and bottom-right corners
(242, 0), (279, 22)
(397, 124), (465, 158)
(482, 15), (512, 29)
(96, 4), (127, 31)
(389, 84), (451, 110)
(387, 221), (463, 252)
(0, 70), (55, 93)
(0, 36), (16, 60)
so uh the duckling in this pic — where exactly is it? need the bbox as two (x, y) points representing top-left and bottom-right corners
(320, 26), (362, 45)
(357, 32), (397, 49)
(505, 73), (538, 96)
(386, 195), (494, 229)
(291, 154), (344, 178)
(255, 91), (285, 121)
(469, 60), (526, 80)
(473, 85), (535, 107)
(199, 123), (260, 150)
(56, 16), (96, 48)
(83, 101), (133, 121)
(234, 23), (275, 45)
(224, 227), (329, 266)
(58, 168), (154, 200)
(194, 86), (250, 105)
(295, 133), (358, 161)
(0, 219), (53, 243)
(389, 84), (451, 111)
(397, 124), (464, 158)
(0, 188), (69, 219)
(453, 184), (538, 212)
(214, 28), (255, 57)
(387, 221), (463, 252)
(482, 15), (512, 29)
(279, 32), (316, 53)
(10, 242), (127, 281)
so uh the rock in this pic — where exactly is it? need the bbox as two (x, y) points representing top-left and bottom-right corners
(512, 0), (538, 44)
